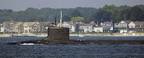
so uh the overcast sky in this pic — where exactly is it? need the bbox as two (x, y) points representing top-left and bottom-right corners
(0, 0), (144, 11)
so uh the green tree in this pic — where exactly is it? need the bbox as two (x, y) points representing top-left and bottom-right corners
(71, 16), (84, 22)
(102, 5), (124, 22)
(92, 9), (111, 22)
(128, 6), (144, 21)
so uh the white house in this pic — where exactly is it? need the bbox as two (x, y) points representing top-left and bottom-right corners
(23, 22), (31, 33)
(128, 21), (135, 28)
(39, 22), (51, 33)
(13, 22), (24, 33)
(70, 25), (76, 32)
(116, 21), (130, 33)
(0, 24), (4, 32)
(58, 22), (76, 32)
(61, 22), (71, 28)
(23, 22), (41, 33)
(128, 21), (144, 32)
(101, 21), (113, 32)
(3, 21), (16, 33)
(93, 27), (103, 32)
(116, 21), (129, 28)
(79, 24), (93, 33)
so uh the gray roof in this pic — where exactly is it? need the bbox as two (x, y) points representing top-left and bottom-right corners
(134, 21), (144, 25)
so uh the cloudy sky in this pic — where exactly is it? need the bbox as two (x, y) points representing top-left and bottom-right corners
(0, 0), (144, 11)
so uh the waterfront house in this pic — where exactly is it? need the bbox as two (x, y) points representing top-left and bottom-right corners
(3, 21), (16, 33)
(93, 27), (103, 32)
(79, 24), (94, 33)
(62, 22), (77, 32)
(23, 22), (31, 33)
(0, 24), (4, 33)
(23, 22), (41, 33)
(39, 22), (51, 33)
(115, 21), (130, 33)
(57, 22), (74, 32)
(128, 21), (144, 32)
(59, 22), (83, 33)
(89, 21), (97, 26)
(68, 21), (97, 33)
(70, 24), (76, 32)
(61, 22), (71, 28)
(13, 22), (24, 33)
(100, 21), (113, 32)
(31, 22), (41, 33)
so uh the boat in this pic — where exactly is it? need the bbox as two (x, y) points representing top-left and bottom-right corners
(20, 43), (35, 45)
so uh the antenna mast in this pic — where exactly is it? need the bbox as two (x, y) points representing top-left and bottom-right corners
(59, 10), (63, 27)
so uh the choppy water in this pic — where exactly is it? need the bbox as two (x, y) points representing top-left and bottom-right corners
(1, 36), (144, 58)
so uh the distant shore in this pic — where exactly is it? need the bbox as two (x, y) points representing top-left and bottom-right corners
(0, 33), (144, 37)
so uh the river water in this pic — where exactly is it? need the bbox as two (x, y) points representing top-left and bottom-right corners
(0, 36), (144, 58)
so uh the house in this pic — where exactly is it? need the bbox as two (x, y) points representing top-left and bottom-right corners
(60, 22), (71, 28)
(3, 21), (16, 33)
(70, 24), (76, 32)
(70, 23), (80, 32)
(63, 22), (78, 32)
(100, 21), (113, 32)
(13, 22), (24, 33)
(39, 22), (51, 33)
(116, 21), (129, 28)
(115, 21), (130, 33)
(89, 21), (98, 26)
(69, 21), (97, 33)
(31, 22), (41, 33)
(3, 21), (24, 33)
(79, 24), (94, 33)
(93, 27), (103, 32)
(128, 21), (144, 32)
(62, 22), (74, 32)
(0, 24), (4, 33)
(23, 22), (31, 33)
(23, 22), (41, 33)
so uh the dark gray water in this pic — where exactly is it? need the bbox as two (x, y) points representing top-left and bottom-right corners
(1, 36), (144, 58)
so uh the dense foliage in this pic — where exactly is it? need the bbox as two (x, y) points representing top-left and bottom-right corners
(0, 5), (144, 22)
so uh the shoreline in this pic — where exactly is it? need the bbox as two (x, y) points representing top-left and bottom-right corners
(0, 33), (144, 37)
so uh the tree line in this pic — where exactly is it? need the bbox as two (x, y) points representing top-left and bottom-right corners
(0, 5), (144, 23)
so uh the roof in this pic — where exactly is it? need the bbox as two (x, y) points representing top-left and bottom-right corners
(119, 20), (131, 24)
(133, 21), (144, 25)
(102, 21), (112, 24)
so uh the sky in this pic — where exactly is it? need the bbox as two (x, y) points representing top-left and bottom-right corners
(0, 0), (144, 11)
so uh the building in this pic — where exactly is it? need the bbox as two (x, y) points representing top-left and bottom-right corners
(61, 22), (80, 32)
(93, 27), (103, 32)
(13, 22), (24, 33)
(39, 22), (52, 33)
(79, 24), (94, 33)
(23, 22), (41, 33)
(3, 21), (16, 33)
(23, 22), (30, 33)
(100, 21), (113, 32)
(0, 24), (4, 33)
(31, 22), (41, 33)
(128, 21), (144, 32)
(115, 21), (130, 33)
